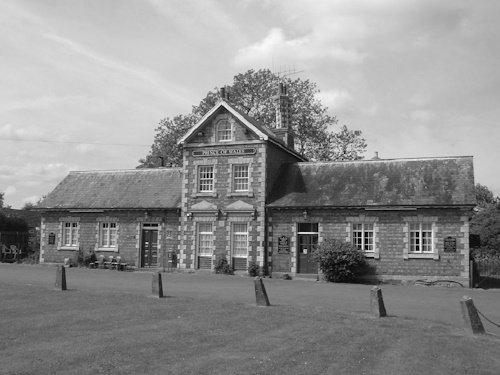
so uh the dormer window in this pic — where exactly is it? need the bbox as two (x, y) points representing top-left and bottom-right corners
(217, 120), (232, 141)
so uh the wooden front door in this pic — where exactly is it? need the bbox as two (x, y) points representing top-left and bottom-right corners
(141, 228), (158, 267)
(297, 234), (318, 274)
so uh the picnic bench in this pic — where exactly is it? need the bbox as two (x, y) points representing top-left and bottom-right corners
(1, 244), (20, 263)
(90, 254), (131, 271)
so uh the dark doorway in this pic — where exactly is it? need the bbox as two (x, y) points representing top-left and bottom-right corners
(297, 223), (318, 274)
(141, 224), (158, 267)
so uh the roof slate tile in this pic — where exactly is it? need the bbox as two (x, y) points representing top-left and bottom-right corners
(267, 157), (476, 208)
(37, 168), (182, 210)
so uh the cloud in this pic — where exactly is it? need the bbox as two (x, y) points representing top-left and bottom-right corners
(0, 165), (16, 177)
(22, 195), (40, 205)
(410, 110), (436, 123)
(75, 144), (97, 154)
(4, 186), (16, 195)
(233, 27), (365, 67)
(0, 123), (47, 144)
(315, 90), (354, 111)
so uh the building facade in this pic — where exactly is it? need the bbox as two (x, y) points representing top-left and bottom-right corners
(37, 89), (476, 284)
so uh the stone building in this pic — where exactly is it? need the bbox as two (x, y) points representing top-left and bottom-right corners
(37, 86), (476, 284)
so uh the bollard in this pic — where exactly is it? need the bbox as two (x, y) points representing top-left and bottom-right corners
(254, 276), (270, 306)
(152, 272), (164, 298)
(54, 265), (67, 291)
(370, 286), (387, 317)
(460, 295), (485, 334)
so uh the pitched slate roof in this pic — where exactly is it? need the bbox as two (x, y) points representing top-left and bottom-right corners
(37, 168), (182, 210)
(267, 156), (476, 208)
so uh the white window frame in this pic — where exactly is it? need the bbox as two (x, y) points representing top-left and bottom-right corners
(63, 222), (78, 247)
(403, 216), (439, 260)
(58, 217), (80, 251)
(99, 222), (118, 249)
(198, 166), (214, 192)
(352, 223), (374, 253)
(198, 222), (213, 256)
(217, 119), (232, 141)
(232, 223), (248, 257)
(409, 223), (433, 253)
(346, 215), (379, 259)
(233, 164), (249, 192)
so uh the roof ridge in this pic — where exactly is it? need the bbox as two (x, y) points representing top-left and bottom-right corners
(70, 167), (183, 174)
(293, 155), (473, 165)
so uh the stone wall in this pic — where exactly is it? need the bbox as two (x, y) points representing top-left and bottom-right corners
(268, 208), (471, 284)
(40, 210), (179, 268)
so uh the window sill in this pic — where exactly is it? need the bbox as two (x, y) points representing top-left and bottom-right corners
(408, 253), (439, 260)
(227, 192), (254, 198)
(97, 247), (119, 253)
(195, 192), (218, 198)
(58, 246), (79, 251)
(364, 252), (376, 258)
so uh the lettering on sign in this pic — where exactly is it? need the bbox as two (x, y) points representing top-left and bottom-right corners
(278, 235), (290, 254)
(444, 236), (456, 252)
(192, 148), (257, 157)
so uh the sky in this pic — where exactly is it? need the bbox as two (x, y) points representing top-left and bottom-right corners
(1, 0), (500, 208)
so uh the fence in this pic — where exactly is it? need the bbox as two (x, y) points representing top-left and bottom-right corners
(471, 257), (500, 289)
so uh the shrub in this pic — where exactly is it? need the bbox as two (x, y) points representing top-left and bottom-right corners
(248, 262), (260, 277)
(73, 249), (85, 267)
(21, 250), (39, 264)
(313, 238), (366, 283)
(73, 249), (96, 267)
(214, 256), (234, 275)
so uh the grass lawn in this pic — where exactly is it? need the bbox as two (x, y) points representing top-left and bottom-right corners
(1, 282), (499, 375)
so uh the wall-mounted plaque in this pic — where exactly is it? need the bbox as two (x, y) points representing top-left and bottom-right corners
(277, 235), (289, 254)
(192, 148), (256, 157)
(48, 232), (56, 245)
(444, 236), (456, 252)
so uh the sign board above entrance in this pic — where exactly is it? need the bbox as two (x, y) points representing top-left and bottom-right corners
(192, 148), (256, 157)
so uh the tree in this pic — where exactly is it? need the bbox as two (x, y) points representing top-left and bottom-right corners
(470, 204), (500, 252)
(0, 211), (29, 232)
(138, 69), (366, 167)
(470, 183), (500, 254)
(475, 183), (496, 207)
(138, 114), (198, 168)
(22, 202), (35, 210)
(0, 191), (4, 208)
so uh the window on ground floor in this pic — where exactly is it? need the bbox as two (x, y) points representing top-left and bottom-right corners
(198, 223), (213, 256)
(63, 222), (78, 247)
(352, 223), (374, 253)
(100, 222), (117, 248)
(403, 216), (438, 260)
(409, 223), (433, 253)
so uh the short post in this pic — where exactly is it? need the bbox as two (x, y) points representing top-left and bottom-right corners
(460, 295), (485, 334)
(254, 276), (270, 306)
(54, 265), (67, 291)
(152, 272), (164, 298)
(370, 286), (387, 317)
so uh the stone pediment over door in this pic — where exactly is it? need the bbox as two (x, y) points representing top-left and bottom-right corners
(223, 200), (256, 220)
(190, 200), (218, 212)
(188, 200), (219, 220)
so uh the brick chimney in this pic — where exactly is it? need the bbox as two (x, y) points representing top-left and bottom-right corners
(220, 86), (230, 101)
(273, 83), (295, 149)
